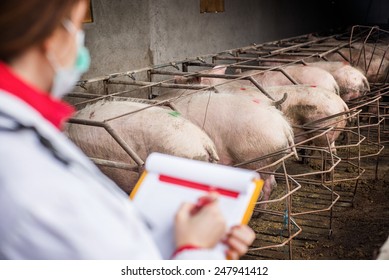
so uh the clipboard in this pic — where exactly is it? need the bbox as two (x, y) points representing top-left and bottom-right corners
(130, 152), (263, 259)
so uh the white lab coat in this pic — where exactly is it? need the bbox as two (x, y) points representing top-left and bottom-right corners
(377, 236), (389, 260)
(0, 90), (223, 260)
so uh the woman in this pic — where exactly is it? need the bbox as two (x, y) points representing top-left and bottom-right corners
(0, 0), (255, 259)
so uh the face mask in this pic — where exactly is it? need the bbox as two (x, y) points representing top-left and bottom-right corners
(47, 20), (91, 99)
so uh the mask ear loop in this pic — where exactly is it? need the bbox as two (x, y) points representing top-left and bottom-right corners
(62, 19), (78, 35)
(63, 19), (90, 73)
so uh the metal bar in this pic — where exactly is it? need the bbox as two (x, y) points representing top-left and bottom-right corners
(103, 79), (109, 95)
(103, 123), (144, 166)
(213, 55), (261, 61)
(150, 69), (245, 79)
(284, 160), (293, 259)
(213, 55), (308, 67)
(291, 189), (340, 217)
(248, 220), (302, 252)
(107, 79), (208, 90)
(257, 57), (306, 64)
(255, 175), (302, 206)
(259, 46), (335, 53)
(277, 68), (299, 84)
(90, 157), (138, 171)
(67, 118), (144, 166)
(246, 76), (276, 101)
(243, 49), (320, 57)
(67, 92), (105, 99)
(318, 41), (356, 58)
(269, 35), (338, 55)
(186, 62), (269, 70)
(353, 26), (378, 67)
(67, 118), (106, 127)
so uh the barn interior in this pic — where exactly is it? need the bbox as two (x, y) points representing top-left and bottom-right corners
(83, 0), (389, 78)
(67, 0), (389, 260)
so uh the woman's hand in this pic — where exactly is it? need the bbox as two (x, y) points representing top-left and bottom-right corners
(174, 193), (226, 249)
(224, 225), (256, 260)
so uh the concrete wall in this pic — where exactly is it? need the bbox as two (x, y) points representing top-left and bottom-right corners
(83, 0), (151, 78)
(82, 0), (342, 78)
(149, 0), (334, 65)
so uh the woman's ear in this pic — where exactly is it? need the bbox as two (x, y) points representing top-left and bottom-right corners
(40, 34), (52, 55)
(71, 0), (88, 29)
(41, 25), (64, 56)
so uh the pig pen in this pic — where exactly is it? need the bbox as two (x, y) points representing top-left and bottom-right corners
(65, 25), (389, 260)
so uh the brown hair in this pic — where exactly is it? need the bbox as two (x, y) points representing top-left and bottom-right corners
(0, 0), (84, 62)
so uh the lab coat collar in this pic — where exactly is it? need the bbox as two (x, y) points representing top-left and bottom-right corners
(0, 61), (74, 130)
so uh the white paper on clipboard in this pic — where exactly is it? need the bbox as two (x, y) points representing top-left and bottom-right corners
(130, 152), (263, 259)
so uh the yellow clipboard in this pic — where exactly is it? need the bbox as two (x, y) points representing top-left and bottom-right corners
(130, 153), (263, 259)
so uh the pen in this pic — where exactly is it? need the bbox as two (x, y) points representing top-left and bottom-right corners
(190, 196), (216, 215)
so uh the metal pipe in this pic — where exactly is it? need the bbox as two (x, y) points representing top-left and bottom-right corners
(277, 68), (299, 84)
(67, 118), (144, 166)
(107, 79), (208, 90)
(246, 76), (276, 101)
(269, 35), (338, 55)
(103, 123), (144, 166)
(67, 92), (105, 99)
(90, 157), (138, 171)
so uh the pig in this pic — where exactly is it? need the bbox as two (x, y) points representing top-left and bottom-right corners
(155, 91), (297, 207)
(255, 57), (370, 101)
(295, 38), (389, 83)
(262, 85), (349, 151)
(235, 65), (340, 95)
(206, 84), (349, 152)
(179, 65), (340, 95)
(305, 61), (370, 102)
(65, 100), (219, 193)
(224, 85), (349, 153)
(257, 39), (388, 83)
(174, 71), (349, 152)
(326, 47), (389, 83)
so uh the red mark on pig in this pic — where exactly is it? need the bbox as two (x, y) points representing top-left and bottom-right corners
(240, 88), (246, 91)
(310, 85), (317, 88)
(252, 99), (261, 104)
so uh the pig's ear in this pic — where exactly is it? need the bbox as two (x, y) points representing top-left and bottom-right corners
(362, 77), (370, 91)
(173, 75), (185, 84)
(174, 75), (202, 84)
(192, 76), (203, 84)
(211, 65), (227, 75)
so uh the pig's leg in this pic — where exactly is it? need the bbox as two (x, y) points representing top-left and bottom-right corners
(330, 141), (337, 154)
(257, 175), (277, 211)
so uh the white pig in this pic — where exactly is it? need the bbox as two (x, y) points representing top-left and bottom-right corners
(178, 65), (340, 95)
(235, 65), (340, 95)
(66, 100), (219, 193)
(306, 61), (370, 102)
(323, 47), (389, 83)
(174, 70), (349, 152)
(212, 84), (350, 151)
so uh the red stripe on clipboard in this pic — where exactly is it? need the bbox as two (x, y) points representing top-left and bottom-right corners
(159, 175), (240, 198)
